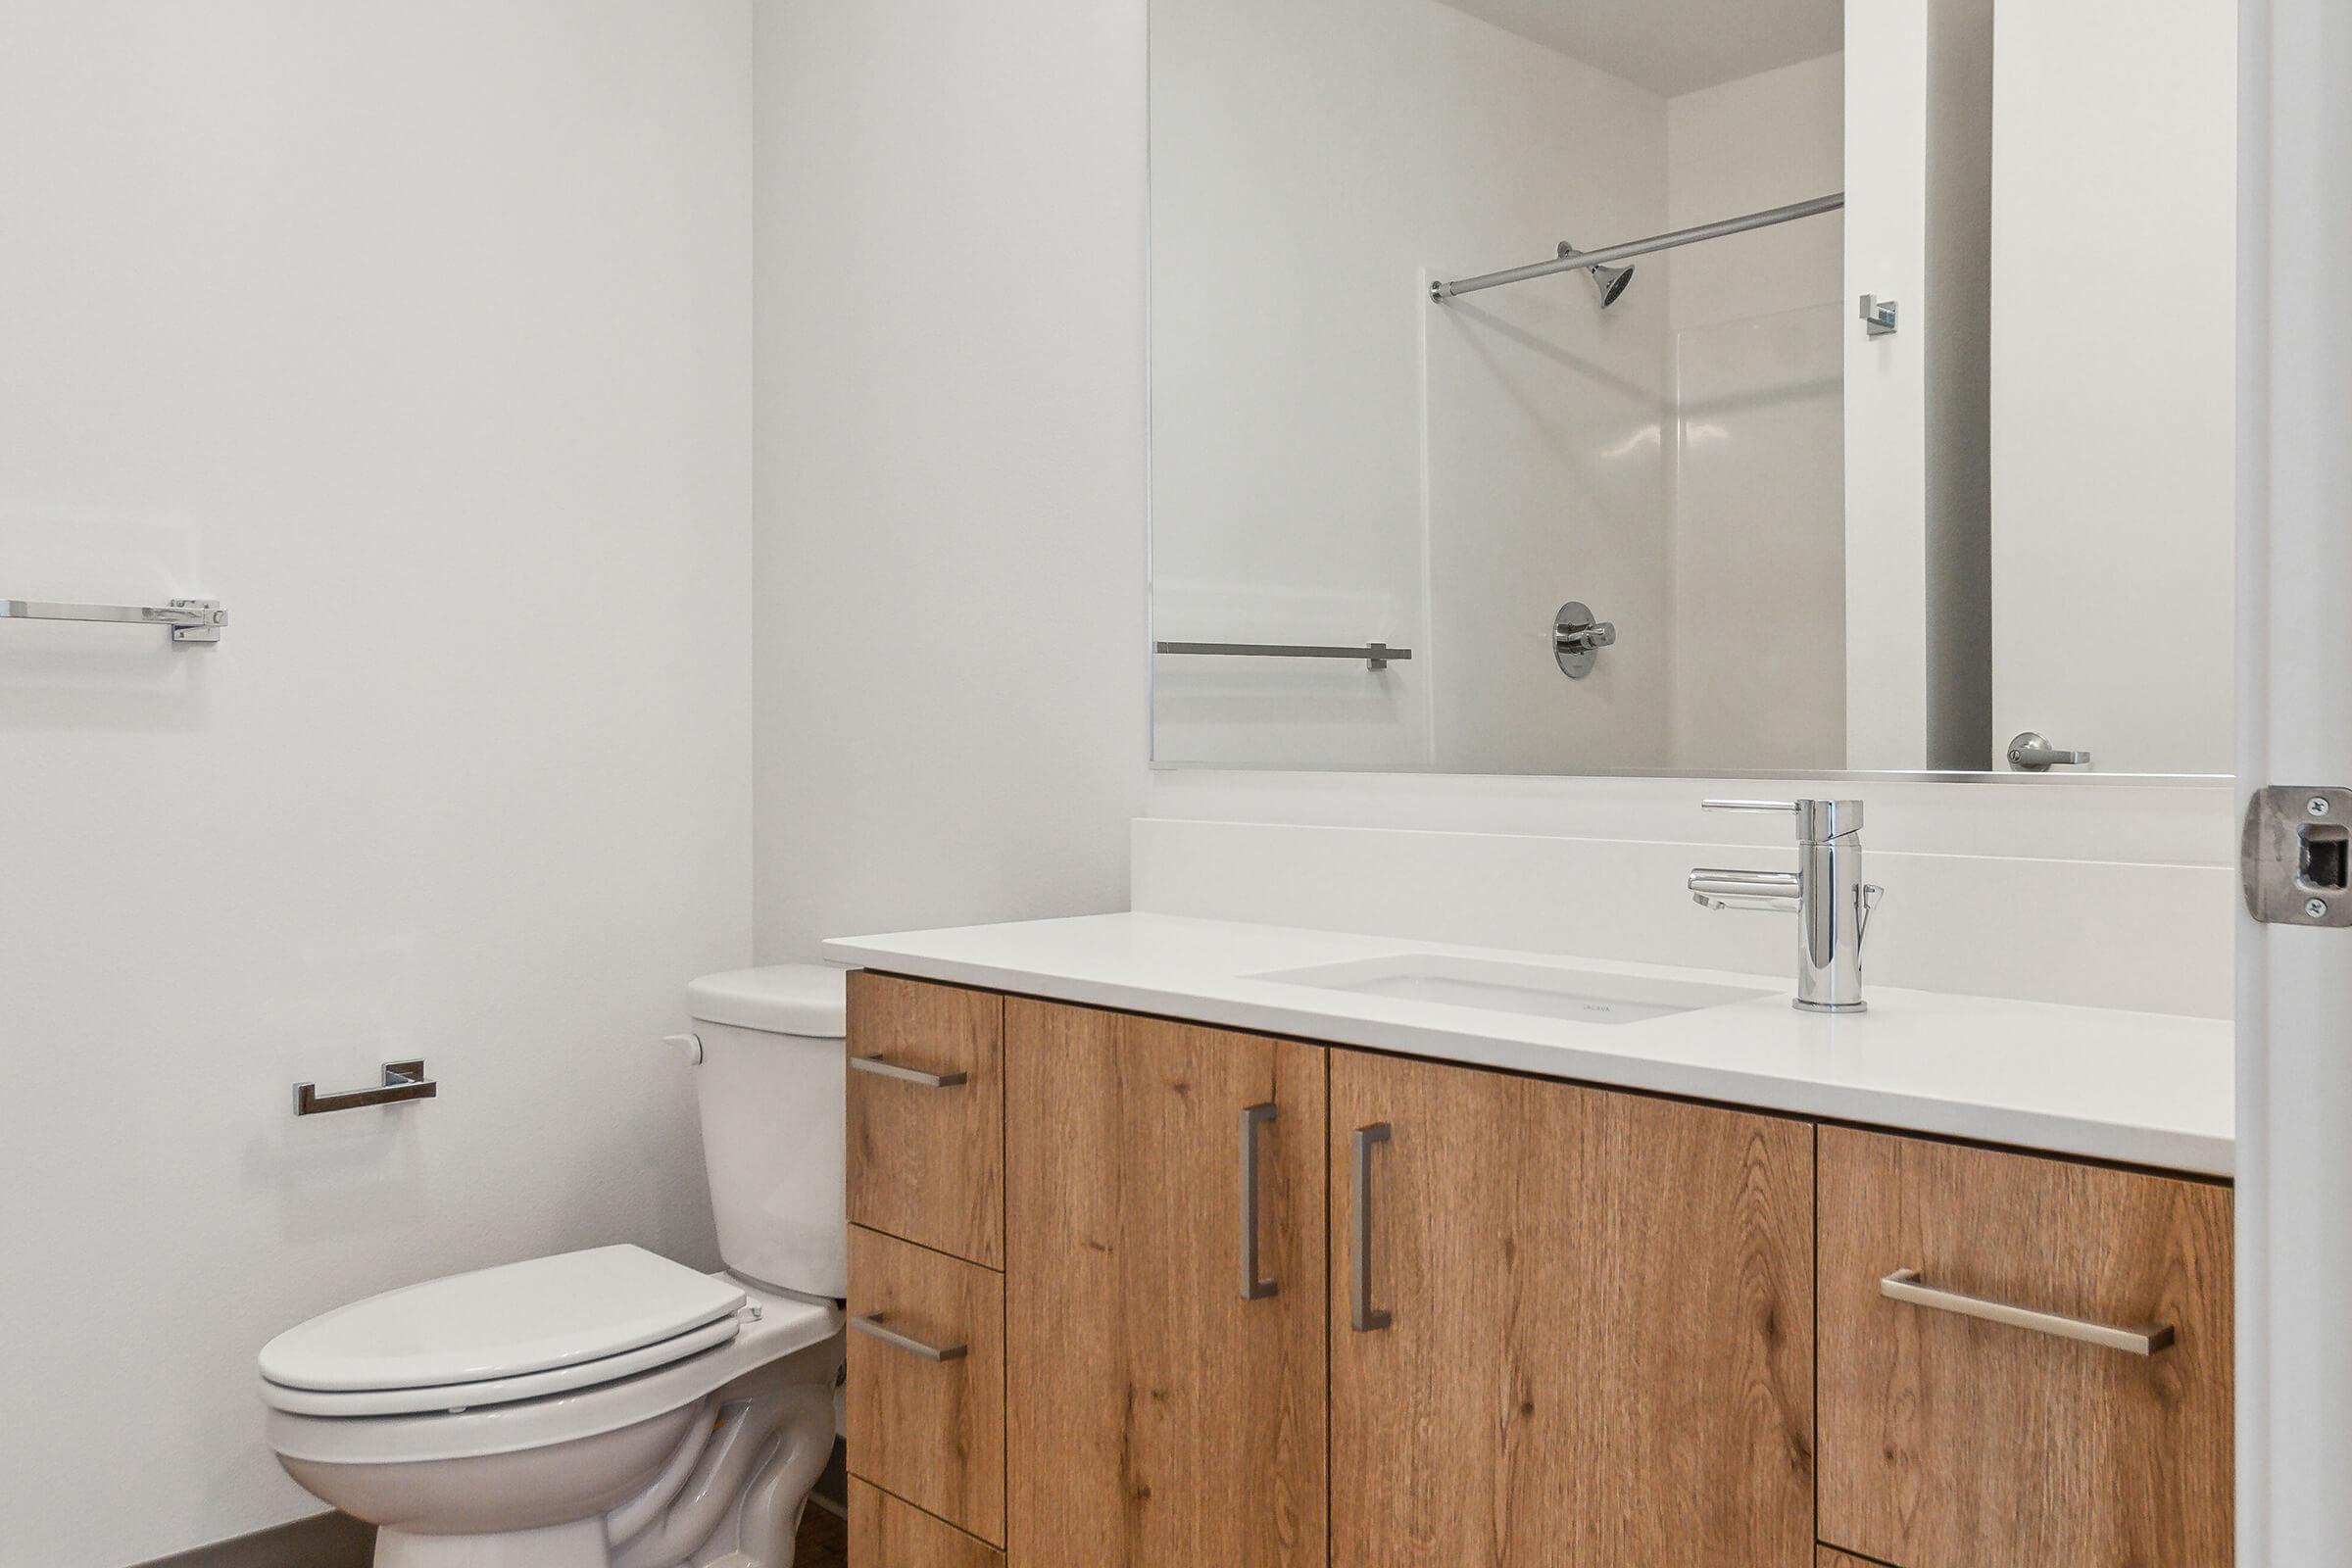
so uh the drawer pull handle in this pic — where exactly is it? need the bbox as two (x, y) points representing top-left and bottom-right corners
(1350, 1123), (1393, 1333)
(850, 1312), (969, 1362)
(1240, 1102), (1278, 1300)
(1881, 1269), (2177, 1356)
(850, 1054), (969, 1089)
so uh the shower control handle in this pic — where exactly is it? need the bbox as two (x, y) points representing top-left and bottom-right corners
(1553, 602), (1616, 680)
(1556, 622), (1616, 653)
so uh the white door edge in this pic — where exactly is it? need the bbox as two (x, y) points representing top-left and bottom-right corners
(2236, 2), (2352, 1562)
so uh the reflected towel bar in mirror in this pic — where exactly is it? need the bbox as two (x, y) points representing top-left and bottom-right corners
(1155, 640), (1412, 671)
(1, 597), (227, 644)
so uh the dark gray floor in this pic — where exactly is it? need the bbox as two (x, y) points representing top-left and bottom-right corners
(140, 1511), (371, 1568)
(138, 1494), (850, 1567)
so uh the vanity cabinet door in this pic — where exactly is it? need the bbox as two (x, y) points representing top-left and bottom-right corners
(1328, 1050), (1814, 1568)
(1817, 1127), (2232, 1568)
(1004, 1000), (1326, 1568)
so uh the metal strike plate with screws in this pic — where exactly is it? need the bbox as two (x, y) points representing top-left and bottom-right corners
(2242, 786), (2352, 926)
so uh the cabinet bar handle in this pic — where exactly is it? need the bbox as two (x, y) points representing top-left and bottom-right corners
(1350, 1123), (1393, 1332)
(1240, 1102), (1279, 1300)
(850, 1312), (969, 1362)
(849, 1054), (968, 1088)
(1880, 1269), (2176, 1356)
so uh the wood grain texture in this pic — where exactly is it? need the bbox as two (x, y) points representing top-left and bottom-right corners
(1818, 1128), (2232, 1568)
(1004, 999), (1326, 1568)
(846, 1225), (1006, 1546)
(1328, 1050), (1815, 1568)
(847, 971), (1004, 1267)
(849, 1479), (1004, 1568)
(1816, 1549), (1886, 1568)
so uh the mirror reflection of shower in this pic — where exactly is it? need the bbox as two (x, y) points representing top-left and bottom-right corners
(1557, 242), (1635, 309)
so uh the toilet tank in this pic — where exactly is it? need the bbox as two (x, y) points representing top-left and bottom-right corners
(684, 965), (848, 1299)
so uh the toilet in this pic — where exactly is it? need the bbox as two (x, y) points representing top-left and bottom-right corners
(259, 965), (851, 1568)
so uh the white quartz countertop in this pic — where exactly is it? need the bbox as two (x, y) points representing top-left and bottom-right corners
(823, 913), (2234, 1177)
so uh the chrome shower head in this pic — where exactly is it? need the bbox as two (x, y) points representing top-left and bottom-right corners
(1557, 241), (1635, 309)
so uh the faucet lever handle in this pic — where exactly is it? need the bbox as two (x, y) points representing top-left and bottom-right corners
(1702, 797), (1865, 839)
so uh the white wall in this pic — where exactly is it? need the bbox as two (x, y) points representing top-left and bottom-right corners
(0, 6), (754, 1564)
(1664, 55), (1846, 770)
(749, 0), (1150, 960)
(1989, 0), (2236, 776)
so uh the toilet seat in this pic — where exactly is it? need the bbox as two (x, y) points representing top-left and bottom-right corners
(260, 1312), (745, 1417)
(259, 1246), (749, 1417)
(265, 1276), (842, 1467)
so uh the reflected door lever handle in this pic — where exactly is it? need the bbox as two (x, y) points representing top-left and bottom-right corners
(2007, 732), (2091, 771)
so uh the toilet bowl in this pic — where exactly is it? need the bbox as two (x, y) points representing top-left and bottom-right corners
(260, 966), (851, 1568)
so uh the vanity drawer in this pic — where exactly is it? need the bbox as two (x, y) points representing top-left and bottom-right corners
(847, 970), (1004, 1268)
(850, 1477), (1004, 1568)
(1818, 1127), (2232, 1568)
(846, 1224), (1005, 1546)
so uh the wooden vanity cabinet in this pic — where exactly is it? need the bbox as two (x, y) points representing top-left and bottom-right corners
(1328, 1048), (1816, 1568)
(843, 976), (2234, 1568)
(1004, 1000), (1327, 1568)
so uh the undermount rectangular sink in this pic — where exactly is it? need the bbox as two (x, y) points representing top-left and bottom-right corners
(1251, 954), (1772, 1026)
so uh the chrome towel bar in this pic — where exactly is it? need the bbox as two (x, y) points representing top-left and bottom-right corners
(1155, 640), (1411, 671)
(294, 1060), (437, 1116)
(1, 597), (226, 644)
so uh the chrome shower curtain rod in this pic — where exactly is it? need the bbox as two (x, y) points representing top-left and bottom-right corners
(1429, 191), (1844, 302)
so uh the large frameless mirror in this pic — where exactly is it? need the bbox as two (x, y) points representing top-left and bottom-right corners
(1147, 0), (2236, 778)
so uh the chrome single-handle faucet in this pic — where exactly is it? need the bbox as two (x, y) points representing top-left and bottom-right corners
(1690, 799), (1883, 1014)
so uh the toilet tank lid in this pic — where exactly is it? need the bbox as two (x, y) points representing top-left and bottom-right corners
(687, 963), (848, 1038)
